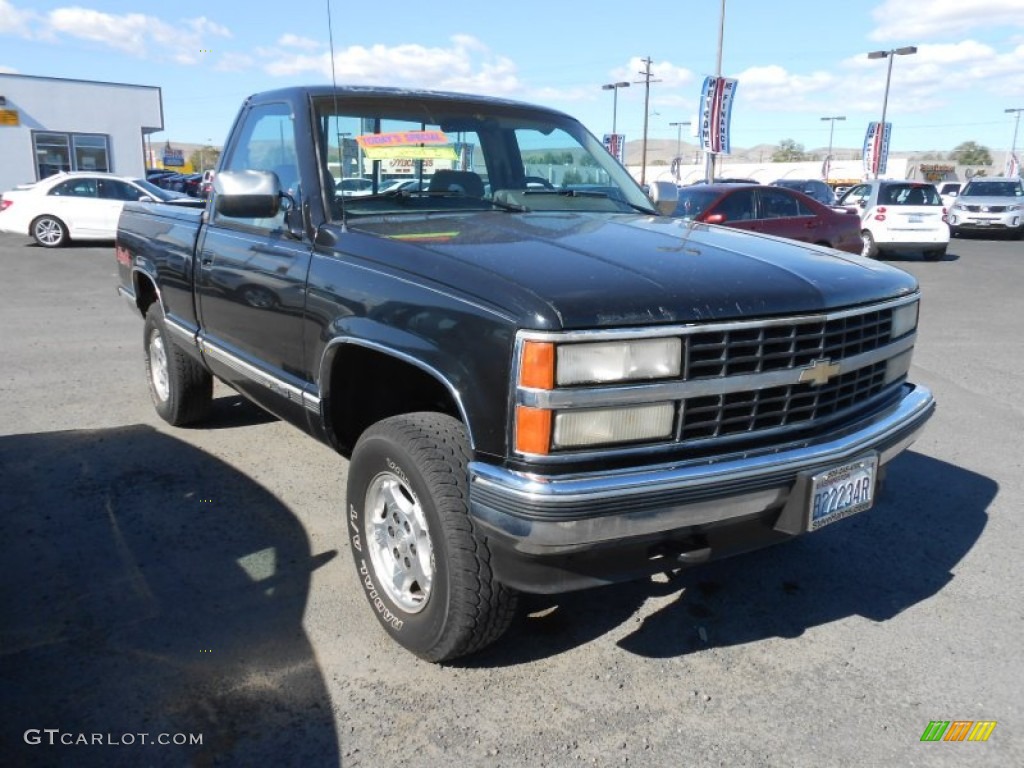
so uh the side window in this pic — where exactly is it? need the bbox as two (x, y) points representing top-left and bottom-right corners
(216, 103), (299, 231)
(49, 179), (97, 197)
(759, 189), (799, 219)
(97, 179), (140, 201)
(843, 185), (869, 206)
(717, 189), (756, 221)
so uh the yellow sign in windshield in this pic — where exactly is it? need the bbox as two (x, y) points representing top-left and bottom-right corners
(356, 130), (458, 161)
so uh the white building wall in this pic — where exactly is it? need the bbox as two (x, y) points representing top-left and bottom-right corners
(0, 74), (163, 191)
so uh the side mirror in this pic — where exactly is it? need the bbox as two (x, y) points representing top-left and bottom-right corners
(138, 196), (155, 202)
(214, 170), (281, 218)
(705, 213), (726, 224)
(647, 180), (679, 216)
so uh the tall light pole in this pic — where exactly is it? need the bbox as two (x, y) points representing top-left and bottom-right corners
(669, 121), (691, 160)
(1006, 107), (1024, 175)
(601, 81), (630, 136)
(705, 0), (727, 183)
(866, 46), (917, 178)
(669, 121), (691, 182)
(820, 116), (845, 181)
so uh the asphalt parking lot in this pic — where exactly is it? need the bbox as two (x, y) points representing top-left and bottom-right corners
(1, 232), (1021, 767)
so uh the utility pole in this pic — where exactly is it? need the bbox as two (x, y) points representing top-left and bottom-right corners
(636, 57), (660, 186)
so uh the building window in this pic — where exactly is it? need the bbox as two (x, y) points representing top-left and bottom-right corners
(32, 132), (111, 180)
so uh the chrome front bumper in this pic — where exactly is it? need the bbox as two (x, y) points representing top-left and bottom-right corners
(469, 385), (934, 568)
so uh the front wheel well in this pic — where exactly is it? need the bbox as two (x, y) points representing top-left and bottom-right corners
(326, 345), (462, 457)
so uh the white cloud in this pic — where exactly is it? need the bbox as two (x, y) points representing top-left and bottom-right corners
(0, 0), (35, 37)
(870, 0), (1024, 42)
(278, 33), (320, 50)
(44, 6), (231, 61)
(0, 64), (19, 73)
(264, 35), (527, 96)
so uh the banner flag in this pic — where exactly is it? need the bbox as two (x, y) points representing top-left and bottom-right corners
(863, 122), (891, 177)
(699, 76), (739, 154)
(603, 134), (626, 164)
(1005, 152), (1020, 178)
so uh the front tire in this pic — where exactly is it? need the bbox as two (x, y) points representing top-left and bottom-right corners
(861, 230), (879, 259)
(31, 216), (68, 248)
(143, 304), (212, 425)
(346, 413), (517, 662)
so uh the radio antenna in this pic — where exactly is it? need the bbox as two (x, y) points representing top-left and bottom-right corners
(326, 0), (347, 230)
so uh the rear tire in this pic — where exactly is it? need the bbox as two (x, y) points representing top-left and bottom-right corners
(346, 413), (518, 662)
(31, 216), (68, 248)
(860, 230), (879, 259)
(143, 304), (212, 425)
(923, 248), (946, 261)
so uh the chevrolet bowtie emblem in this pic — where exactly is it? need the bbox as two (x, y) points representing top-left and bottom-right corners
(799, 358), (841, 386)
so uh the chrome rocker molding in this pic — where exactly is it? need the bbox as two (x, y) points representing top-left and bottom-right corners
(468, 384), (934, 555)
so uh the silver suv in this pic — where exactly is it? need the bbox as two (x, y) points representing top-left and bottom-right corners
(947, 177), (1024, 239)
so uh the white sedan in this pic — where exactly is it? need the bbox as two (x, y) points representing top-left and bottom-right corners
(0, 172), (195, 247)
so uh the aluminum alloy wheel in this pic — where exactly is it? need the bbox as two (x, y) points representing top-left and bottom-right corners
(34, 218), (64, 246)
(364, 471), (434, 613)
(148, 330), (170, 402)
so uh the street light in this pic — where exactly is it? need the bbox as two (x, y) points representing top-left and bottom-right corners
(601, 81), (630, 136)
(1006, 107), (1023, 175)
(820, 116), (845, 180)
(866, 46), (917, 178)
(669, 120), (691, 170)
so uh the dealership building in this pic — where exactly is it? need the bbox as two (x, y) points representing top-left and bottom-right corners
(0, 73), (163, 193)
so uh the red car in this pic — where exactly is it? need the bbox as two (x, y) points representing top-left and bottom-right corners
(673, 183), (863, 254)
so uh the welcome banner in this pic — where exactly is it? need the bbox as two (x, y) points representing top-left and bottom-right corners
(699, 76), (738, 154)
(863, 121), (891, 177)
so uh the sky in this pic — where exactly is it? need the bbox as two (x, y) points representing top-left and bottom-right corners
(3, 0), (1024, 158)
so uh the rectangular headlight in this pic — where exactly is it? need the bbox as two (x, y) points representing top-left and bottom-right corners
(557, 338), (681, 385)
(890, 301), (919, 340)
(553, 403), (675, 448)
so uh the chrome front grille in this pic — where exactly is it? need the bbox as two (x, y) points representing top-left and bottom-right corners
(685, 309), (893, 379)
(680, 362), (888, 441)
(515, 296), (918, 460)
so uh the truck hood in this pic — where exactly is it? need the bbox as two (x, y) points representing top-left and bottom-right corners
(346, 211), (919, 329)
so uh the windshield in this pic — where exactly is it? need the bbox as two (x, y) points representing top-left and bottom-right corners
(961, 180), (1024, 197)
(315, 95), (655, 220)
(671, 188), (722, 219)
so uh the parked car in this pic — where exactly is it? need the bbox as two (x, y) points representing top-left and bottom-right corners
(836, 180), (949, 260)
(379, 178), (427, 194)
(771, 178), (835, 205)
(199, 169), (216, 198)
(946, 177), (1024, 239)
(181, 173), (204, 198)
(0, 171), (202, 247)
(937, 181), (962, 209)
(672, 183), (863, 254)
(335, 177), (374, 196)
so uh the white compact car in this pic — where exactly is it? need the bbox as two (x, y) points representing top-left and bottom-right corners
(0, 172), (196, 247)
(836, 180), (949, 261)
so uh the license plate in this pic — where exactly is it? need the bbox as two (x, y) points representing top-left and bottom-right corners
(808, 455), (878, 531)
(907, 214), (923, 223)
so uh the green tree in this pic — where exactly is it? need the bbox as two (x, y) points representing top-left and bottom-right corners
(771, 139), (806, 162)
(948, 141), (992, 166)
(189, 146), (221, 173)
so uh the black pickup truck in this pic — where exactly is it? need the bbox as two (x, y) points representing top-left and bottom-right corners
(116, 85), (935, 661)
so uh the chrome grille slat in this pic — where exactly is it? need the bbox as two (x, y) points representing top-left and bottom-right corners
(679, 362), (889, 441)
